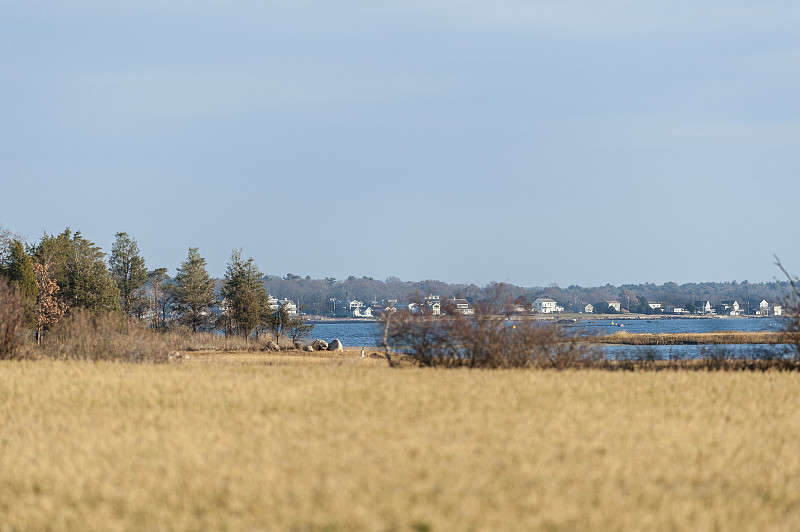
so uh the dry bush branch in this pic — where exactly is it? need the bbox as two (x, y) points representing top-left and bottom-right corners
(381, 297), (601, 369)
(774, 256), (800, 361)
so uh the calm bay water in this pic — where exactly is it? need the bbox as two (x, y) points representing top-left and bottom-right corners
(601, 343), (790, 361)
(572, 317), (781, 336)
(309, 322), (384, 348)
(308, 318), (785, 348)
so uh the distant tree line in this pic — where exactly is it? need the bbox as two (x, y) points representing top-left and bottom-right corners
(262, 276), (791, 316)
(0, 226), (312, 343)
(1, 223), (794, 345)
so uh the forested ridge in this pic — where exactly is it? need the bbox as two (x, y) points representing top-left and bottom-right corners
(264, 275), (790, 315)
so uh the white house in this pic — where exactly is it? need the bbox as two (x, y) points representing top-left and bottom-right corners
(749, 299), (770, 316)
(534, 298), (559, 313)
(445, 298), (474, 316)
(349, 300), (364, 310)
(279, 298), (298, 315)
(353, 306), (373, 318)
(584, 303), (594, 314)
(747, 301), (782, 316)
(425, 295), (442, 316)
(606, 300), (621, 312)
(391, 301), (418, 313)
(267, 297), (298, 314)
(694, 301), (713, 314)
(718, 300), (740, 316)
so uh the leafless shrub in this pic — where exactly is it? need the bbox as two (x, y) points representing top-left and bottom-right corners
(697, 345), (734, 371)
(40, 309), (169, 363)
(0, 280), (33, 360)
(626, 346), (659, 370)
(667, 349), (691, 371)
(774, 257), (800, 361)
(381, 294), (601, 369)
(385, 312), (465, 368)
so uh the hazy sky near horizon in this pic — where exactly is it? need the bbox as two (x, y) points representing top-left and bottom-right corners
(2, 1), (799, 287)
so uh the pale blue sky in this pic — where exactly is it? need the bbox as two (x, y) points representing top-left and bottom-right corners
(2, 1), (799, 286)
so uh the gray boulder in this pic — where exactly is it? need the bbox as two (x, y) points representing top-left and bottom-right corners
(264, 340), (280, 351)
(311, 339), (328, 351)
(327, 339), (343, 351)
(305, 345), (314, 352)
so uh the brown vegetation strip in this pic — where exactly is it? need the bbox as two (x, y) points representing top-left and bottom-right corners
(588, 331), (796, 345)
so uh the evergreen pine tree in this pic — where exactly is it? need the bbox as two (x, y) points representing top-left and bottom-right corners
(2, 240), (38, 326)
(172, 248), (216, 333)
(109, 232), (148, 316)
(221, 249), (268, 340)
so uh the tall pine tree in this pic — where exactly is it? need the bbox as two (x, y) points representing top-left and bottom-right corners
(109, 232), (148, 316)
(221, 249), (268, 340)
(172, 248), (216, 333)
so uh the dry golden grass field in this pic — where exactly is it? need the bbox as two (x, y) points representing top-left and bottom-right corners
(2, 350), (800, 531)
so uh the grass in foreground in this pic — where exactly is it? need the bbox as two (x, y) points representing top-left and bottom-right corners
(1, 356), (800, 531)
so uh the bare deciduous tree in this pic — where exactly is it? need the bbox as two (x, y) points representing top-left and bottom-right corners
(34, 262), (66, 344)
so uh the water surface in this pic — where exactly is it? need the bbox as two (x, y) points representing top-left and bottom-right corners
(308, 318), (785, 348)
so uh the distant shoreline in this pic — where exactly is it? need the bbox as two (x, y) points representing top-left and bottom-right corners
(307, 317), (378, 324)
(306, 314), (777, 324)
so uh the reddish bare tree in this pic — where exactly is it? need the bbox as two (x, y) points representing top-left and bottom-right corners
(34, 262), (66, 344)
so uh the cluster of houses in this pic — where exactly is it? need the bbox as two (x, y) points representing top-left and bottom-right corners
(691, 299), (782, 317)
(533, 297), (782, 316)
(184, 296), (299, 327)
(270, 294), (783, 319)
(345, 295), (476, 318)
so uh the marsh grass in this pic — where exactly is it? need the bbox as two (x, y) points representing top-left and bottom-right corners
(1, 362), (800, 531)
(186, 348), (392, 368)
(592, 331), (793, 345)
(606, 347), (800, 372)
(1, 305), (312, 362)
(38, 309), (170, 363)
(157, 327), (281, 352)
